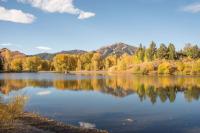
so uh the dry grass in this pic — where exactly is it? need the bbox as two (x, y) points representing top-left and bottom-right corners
(0, 96), (27, 129)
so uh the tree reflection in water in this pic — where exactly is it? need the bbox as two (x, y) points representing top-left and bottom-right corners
(0, 75), (200, 104)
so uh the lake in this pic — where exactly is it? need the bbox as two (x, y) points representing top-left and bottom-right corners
(1, 73), (200, 133)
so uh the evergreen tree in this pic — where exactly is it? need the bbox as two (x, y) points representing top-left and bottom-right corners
(183, 44), (200, 59)
(168, 43), (176, 60)
(136, 44), (145, 62)
(157, 43), (168, 59)
(145, 41), (157, 61)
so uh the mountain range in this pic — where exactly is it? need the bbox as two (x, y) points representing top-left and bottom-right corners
(0, 43), (138, 60)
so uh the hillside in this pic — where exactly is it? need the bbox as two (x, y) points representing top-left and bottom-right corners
(0, 48), (26, 59)
(97, 42), (137, 58)
(0, 43), (138, 60)
(34, 43), (138, 60)
(58, 50), (87, 55)
(34, 53), (54, 60)
(35, 50), (87, 60)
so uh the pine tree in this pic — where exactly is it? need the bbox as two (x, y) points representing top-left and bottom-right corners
(157, 43), (168, 59)
(136, 44), (145, 62)
(145, 41), (157, 61)
(168, 43), (176, 60)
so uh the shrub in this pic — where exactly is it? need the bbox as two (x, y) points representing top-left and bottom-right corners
(191, 61), (200, 75)
(176, 61), (185, 73)
(132, 65), (140, 73)
(0, 96), (27, 125)
(137, 62), (155, 74)
(158, 62), (176, 74)
(109, 66), (118, 72)
(140, 66), (149, 74)
(183, 63), (192, 75)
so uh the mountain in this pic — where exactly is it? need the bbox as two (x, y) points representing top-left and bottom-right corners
(34, 53), (54, 60)
(97, 42), (137, 58)
(35, 43), (137, 60)
(0, 48), (26, 59)
(57, 50), (87, 55)
(35, 50), (87, 60)
(0, 42), (138, 60)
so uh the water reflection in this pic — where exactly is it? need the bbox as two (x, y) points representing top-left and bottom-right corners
(1, 74), (200, 103)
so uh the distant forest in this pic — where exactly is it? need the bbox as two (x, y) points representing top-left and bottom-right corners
(0, 42), (200, 75)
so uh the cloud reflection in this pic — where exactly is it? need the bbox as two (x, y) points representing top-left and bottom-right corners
(37, 90), (52, 96)
(79, 122), (96, 129)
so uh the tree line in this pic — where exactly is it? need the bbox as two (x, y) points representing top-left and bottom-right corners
(0, 42), (200, 75)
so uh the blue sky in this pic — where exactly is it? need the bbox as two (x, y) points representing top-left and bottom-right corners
(0, 0), (200, 54)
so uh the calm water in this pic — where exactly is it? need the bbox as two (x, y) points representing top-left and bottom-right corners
(1, 73), (200, 133)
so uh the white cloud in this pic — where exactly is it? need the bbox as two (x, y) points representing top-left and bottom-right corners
(0, 43), (12, 46)
(36, 46), (52, 51)
(182, 3), (200, 13)
(0, 6), (36, 24)
(79, 122), (96, 129)
(37, 90), (52, 96)
(78, 11), (95, 20)
(17, 0), (95, 19)
(0, 0), (7, 2)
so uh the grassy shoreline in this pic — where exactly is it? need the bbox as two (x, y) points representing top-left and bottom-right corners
(1, 70), (200, 76)
(0, 95), (107, 133)
(68, 70), (200, 76)
(1, 112), (108, 133)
